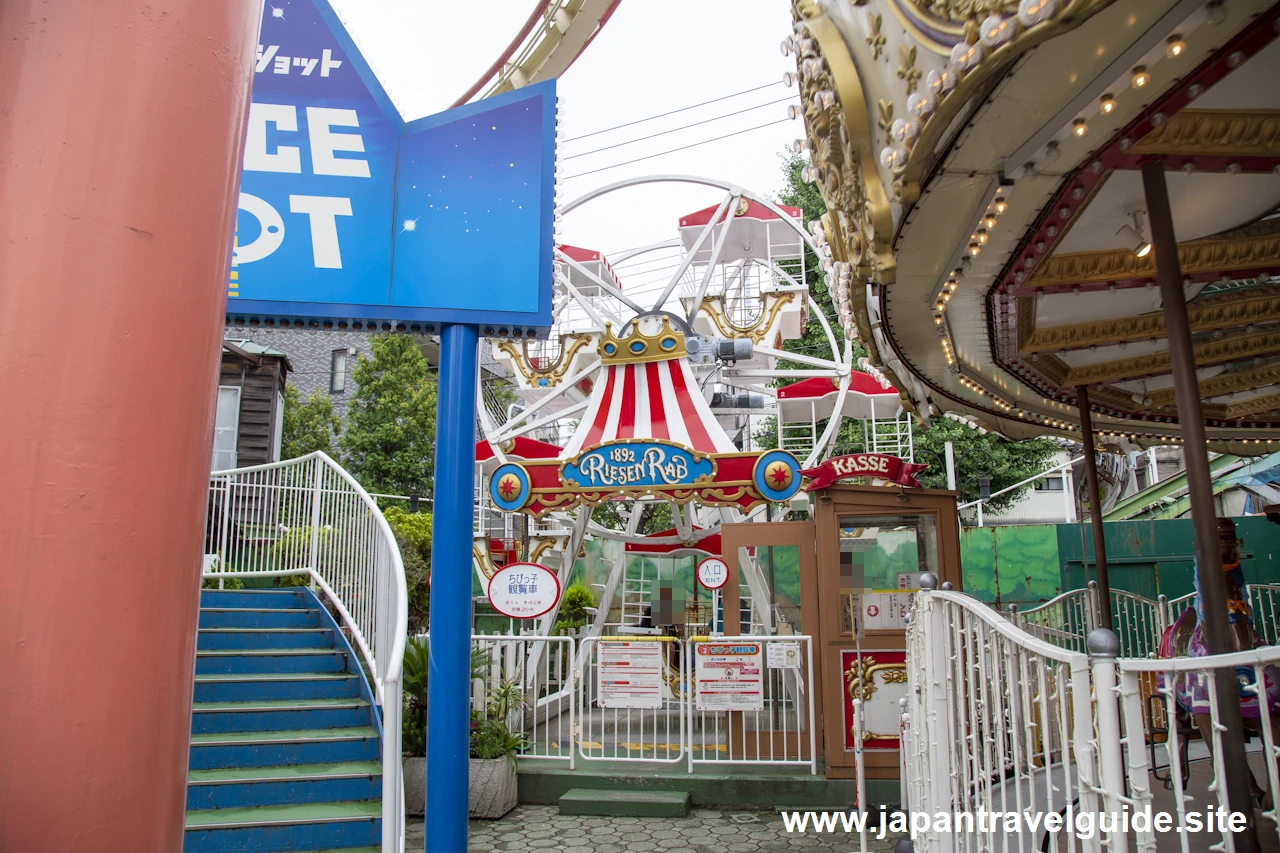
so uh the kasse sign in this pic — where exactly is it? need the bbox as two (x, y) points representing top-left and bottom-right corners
(228, 0), (556, 334)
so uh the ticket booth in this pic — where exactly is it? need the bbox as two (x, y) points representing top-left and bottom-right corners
(721, 472), (961, 780)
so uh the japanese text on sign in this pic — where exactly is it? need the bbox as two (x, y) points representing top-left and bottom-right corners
(597, 641), (665, 709)
(694, 642), (763, 712)
(487, 562), (560, 620)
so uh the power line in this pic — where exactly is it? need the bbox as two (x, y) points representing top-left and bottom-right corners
(564, 118), (794, 180)
(564, 96), (796, 160)
(563, 81), (784, 143)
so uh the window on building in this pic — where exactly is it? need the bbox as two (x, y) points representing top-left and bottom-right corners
(330, 349), (348, 393)
(1034, 475), (1065, 491)
(212, 386), (241, 471)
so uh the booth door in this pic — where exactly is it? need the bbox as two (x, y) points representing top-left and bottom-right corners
(718, 521), (822, 762)
(813, 485), (962, 779)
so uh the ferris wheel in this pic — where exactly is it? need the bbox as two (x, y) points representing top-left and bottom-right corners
(477, 174), (907, 476)
(470, 175), (915, 636)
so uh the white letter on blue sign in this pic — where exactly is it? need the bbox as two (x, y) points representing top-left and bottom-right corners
(244, 104), (301, 174)
(289, 195), (352, 269)
(306, 108), (370, 178)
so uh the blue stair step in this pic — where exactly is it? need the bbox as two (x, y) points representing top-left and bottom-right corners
(198, 627), (335, 650)
(200, 607), (320, 629)
(187, 761), (382, 809)
(195, 648), (349, 675)
(193, 672), (361, 703)
(186, 587), (384, 853)
(189, 726), (379, 770)
(200, 589), (309, 609)
(191, 699), (370, 734)
(183, 800), (380, 853)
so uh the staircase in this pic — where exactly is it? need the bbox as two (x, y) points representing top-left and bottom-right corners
(186, 587), (384, 853)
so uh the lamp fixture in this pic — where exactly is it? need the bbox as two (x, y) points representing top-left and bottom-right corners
(1166, 35), (1186, 58)
(1099, 93), (1116, 114)
(1132, 66), (1150, 88)
(994, 196), (1007, 214)
(1116, 210), (1151, 258)
(983, 213), (998, 229)
(976, 229), (989, 245)
(968, 242), (981, 257)
(1072, 118), (1088, 137)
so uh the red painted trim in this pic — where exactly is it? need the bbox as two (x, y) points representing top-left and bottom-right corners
(646, 361), (670, 440)
(582, 364), (617, 448)
(668, 361), (715, 452)
(616, 363), (637, 439)
(450, 0), (552, 108)
(696, 557), (730, 590)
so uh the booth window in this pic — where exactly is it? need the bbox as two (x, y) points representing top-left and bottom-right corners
(330, 349), (348, 393)
(211, 386), (241, 471)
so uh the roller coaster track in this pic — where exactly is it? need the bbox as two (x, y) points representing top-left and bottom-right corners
(451, 0), (623, 108)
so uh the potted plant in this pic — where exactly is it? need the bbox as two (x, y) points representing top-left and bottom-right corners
(402, 641), (495, 816)
(468, 678), (527, 819)
(400, 635), (430, 817)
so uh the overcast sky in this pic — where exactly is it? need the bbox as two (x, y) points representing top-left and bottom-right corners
(331, 0), (803, 305)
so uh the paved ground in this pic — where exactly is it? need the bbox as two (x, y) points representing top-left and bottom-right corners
(407, 805), (904, 851)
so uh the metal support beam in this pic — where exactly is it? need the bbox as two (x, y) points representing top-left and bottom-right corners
(1141, 159), (1261, 853)
(1075, 384), (1113, 632)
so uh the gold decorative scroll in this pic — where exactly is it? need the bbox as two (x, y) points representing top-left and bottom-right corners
(1220, 391), (1280, 420)
(1020, 285), (1280, 354)
(1132, 109), (1280, 158)
(1146, 359), (1280, 410)
(697, 291), (797, 345)
(845, 655), (908, 702)
(1062, 330), (1280, 387)
(1025, 220), (1280, 289)
(496, 333), (593, 388)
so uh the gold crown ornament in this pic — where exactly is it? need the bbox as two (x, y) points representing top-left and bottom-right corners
(598, 316), (688, 365)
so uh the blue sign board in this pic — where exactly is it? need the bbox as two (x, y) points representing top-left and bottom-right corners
(228, 0), (555, 334)
(563, 441), (716, 490)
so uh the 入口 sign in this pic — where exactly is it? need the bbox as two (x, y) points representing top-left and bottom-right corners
(696, 557), (729, 590)
(487, 562), (561, 620)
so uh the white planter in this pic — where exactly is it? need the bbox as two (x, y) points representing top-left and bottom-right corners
(403, 756), (425, 817)
(468, 757), (517, 819)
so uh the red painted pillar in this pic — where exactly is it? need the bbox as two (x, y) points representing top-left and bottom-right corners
(0, 2), (259, 850)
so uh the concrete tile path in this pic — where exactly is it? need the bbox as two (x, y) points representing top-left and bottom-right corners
(408, 805), (904, 851)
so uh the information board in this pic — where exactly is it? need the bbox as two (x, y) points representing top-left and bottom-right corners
(694, 641), (764, 711)
(486, 562), (561, 619)
(766, 641), (801, 669)
(597, 640), (665, 709)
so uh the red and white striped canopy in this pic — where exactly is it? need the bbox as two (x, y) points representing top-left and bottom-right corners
(560, 357), (738, 458)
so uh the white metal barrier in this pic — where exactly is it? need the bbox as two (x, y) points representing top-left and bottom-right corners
(684, 635), (816, 774)
(572, 635), (816, 773)
(471, 633), (576, 766)
(905, 582), (1280, 853)
(204, 452), (407, 853)
(959, 455), (1082, 527)
(1250, 583), (1280, 648)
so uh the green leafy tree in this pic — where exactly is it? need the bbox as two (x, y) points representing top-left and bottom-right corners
(757, 152), (1061, 512)
(340, 335), (437, 496)
(281, 386), (341, 459)
(383, 505), (431, 631)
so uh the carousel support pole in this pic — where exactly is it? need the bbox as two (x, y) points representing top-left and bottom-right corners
(0, 2), (258, 850)
(1074, 384), (1113, 632)
(1141, 159), (1260, 851)
(426, 323), (480, 853)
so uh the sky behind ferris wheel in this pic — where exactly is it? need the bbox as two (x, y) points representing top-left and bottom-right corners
(331, 0), (802, 306)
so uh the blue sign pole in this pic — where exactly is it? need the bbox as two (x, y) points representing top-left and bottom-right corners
(426, 322), (480, 852)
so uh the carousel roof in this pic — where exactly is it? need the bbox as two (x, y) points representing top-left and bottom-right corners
(791, 0), (1280, 452)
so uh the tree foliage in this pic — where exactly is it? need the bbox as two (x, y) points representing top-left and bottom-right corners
(383, 506), (432, 631)
(756, 152), (1062, 513)
(281, 385), (341, 460)
(339, 335), (437, 496)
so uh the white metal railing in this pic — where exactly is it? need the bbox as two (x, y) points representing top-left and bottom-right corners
(204, 452), (407, 853)
(1250, 583), (1280, 647)
(571, 635), (816, 772)
(685, 635), (816, 773)
(959, 455), (1082, 527)
(471, 633), (576, 765)
(904, 583), (1280, 853)
(1011, 583), (1170, 659)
